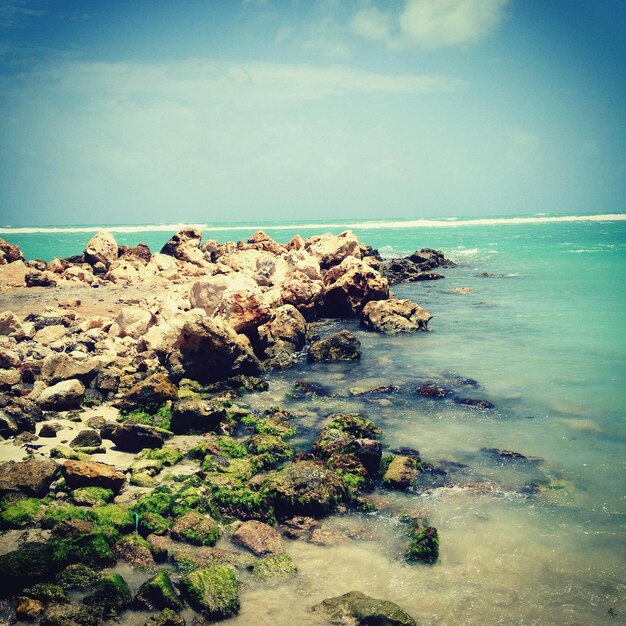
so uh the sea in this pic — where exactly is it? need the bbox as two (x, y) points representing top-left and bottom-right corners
(1, 213), (625, 625)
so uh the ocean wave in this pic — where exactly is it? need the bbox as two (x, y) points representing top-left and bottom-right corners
(1, 213), (624, 235)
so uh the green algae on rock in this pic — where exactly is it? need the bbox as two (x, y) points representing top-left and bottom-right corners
(83, 572), (132, 620)
(405, 525), (439, 565)
(133, 570), (183, 612)
(171, 510), (220, 546)
(312, 590), (417, 626)
(249, 553), (297, 582)
(179, 565), (240, 621)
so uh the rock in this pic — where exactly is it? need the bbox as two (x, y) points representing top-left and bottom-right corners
(231, 520), (284, 556)
(144, 608), (186, 626)
(37, 380), (85, 410)
(361, 298), (432, 334)
(246, 230), (285, 255)
(100, 423), (165, 452)
(263, 460), (345, 519)
(0, 237), (25, 264)
(70, 429), (102, 449)
(350, 439), (383, 475)
(55, 564), (102, 591)
(0, 260), (28, 286)
(280, 271), (325, 320)
(41, 602), (99, 626)
(179, 566), (240, 621)
(0, 367), (21, 389)
(308, 330), (361, 362)
(249, 553), (297, 581)
(160, 228), (206, 266)
(34, 324), (67, 344)
(322, 257), (389, 318)
(16, 596), (46, 620)
(170, 399), (228, 434)
(117, 373), (178, 412)
(279, 516), (319, 540)
(39, 422), (63, 437)
(83, 231), (118, 269)
(171, 512), (220, 546)
(455, 398), (495, 410)
(133, 571), (182, 612)
(83, 573), (132, 620)
(0, 458), (59, 497)
(312, 591), (416, 626)
(0, 543), (57, 598)
(0, 311), (32, 339)
(405, 525), (439, 564)
(383, 456), (419, 490)
(308, 527), (345, 546)
(304, 231), (364, 269)
(109, 306), (153, 339)
(167, 315), (262, 384)
(113, 534), (156, 568)
(40, 353), (100, 385)
(25, 271), (58, 287)
(409, 247), (454, 269)
(256, 304), (306, 368)
(61, 460), (126, 492)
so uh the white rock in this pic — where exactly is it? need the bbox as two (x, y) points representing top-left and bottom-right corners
(37, 379), (85, 410)
(84, 231), (118, 269)
(109, 306), (153, 339)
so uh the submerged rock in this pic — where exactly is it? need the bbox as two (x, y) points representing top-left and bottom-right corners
(383, 456), (420, 490)
(312, 590), (416, 625)
(249, 553), (297, 581)
(405, 525), (439, 565)
(308, 330), (361, 362)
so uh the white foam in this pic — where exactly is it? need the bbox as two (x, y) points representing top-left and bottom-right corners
(1, 213), (624, 235)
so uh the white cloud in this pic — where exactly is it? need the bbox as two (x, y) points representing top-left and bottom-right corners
(0, 0), (44, 27)
(352, 0), (511, 50)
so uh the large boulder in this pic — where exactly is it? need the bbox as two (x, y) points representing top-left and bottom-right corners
(189, 273), (270, 333)
(219, 248), (290, 287)
(256, 304), (306, 368)
(160, 228), (205, 266)
(133, 571), (182, 612)
(36, 379), (85, 410)
(0, 260), (28, 287)
(305, 231), (364, 269)
(312, 591), (416, 626)
(0, 458), (59, 497)
(61, 460), (126, 492)
(167, 315), (262, 384)
(179, 566), (239, 621)
(308, 330), (361, 363)
(40, 353), (100, 385)
(109, 306), (153, 339)
(84, 231), (118, 269)
(322, 257), (389, 318)
(231, 520), (284, 556)
(100, 423), (165, 452)
(361, 298), (432, 334)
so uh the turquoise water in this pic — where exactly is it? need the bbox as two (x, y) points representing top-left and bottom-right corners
(2, 215), (625, 624)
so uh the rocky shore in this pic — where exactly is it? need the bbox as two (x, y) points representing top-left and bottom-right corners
(0, 228), (461, 625)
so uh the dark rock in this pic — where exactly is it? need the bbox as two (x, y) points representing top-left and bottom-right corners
(349, 438), (382, 475)
(0, 458), (59, 497)
(170, 399), (228, 435)
(160, 228), (204, 265)
(308, 330), (361, 362)
(405, 525), (439, 564)
(455, 398), (494, 410)
(41, 602), (99, 626)
(167, 316), (262, 384)
(0, 543), (57, 598)
(100, 422), (164, 452)
(83, 573), (132, 620)
(179, 566), (240, 621)
(279, 516), (319, 540)
(418, 384), (452, 398)
(115, 373), (177, 413)
(408, 247), (455, 268)
(133, 571), (182, 612)
(70, 429), (102, 449)
(312, 590), (416, 625)
(25, 272), (57, 288)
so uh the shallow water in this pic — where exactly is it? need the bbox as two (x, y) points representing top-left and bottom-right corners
(3, 216), (625, 624)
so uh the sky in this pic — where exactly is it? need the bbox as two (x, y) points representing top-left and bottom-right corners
(0, 0), (624, 226)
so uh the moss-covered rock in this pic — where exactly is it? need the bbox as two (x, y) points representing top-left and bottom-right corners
(405, 526), (439, 565)
(55, 564), (102, 591)
(71, 486), (114, 506)
(50, 445), (87, 461)
(131, 472), (158, 487)
(0, 543), (57, 598)
(179, 566), (240, 621)
(133, 570), (183, 612)
(312, 590), (416, 625)
(91, 504), (135, 533)
(246, 434), (293, 468)
(143, 447), (184, 466)
(0, 496), (45, 528)
(383, 455), (419, 490)
(23, 582), (68, 604)
(327, 413), (382, 439)
(40, 601), (99, 626)
(249, 553), (297, 582)
(262, 460), (346, 519)
(137, 511), (171, 536)
(144, 607), (186, 626)
(49, 519), (117, 569)
(113, 532), (156, 568)
(133, 487), (174, 517)
(83, 573), (132, 620)
(210, 485), (274, 523)
(253, 417), (296, 438)
(41, 504), (92, 529)
(171, 511), (220, 546)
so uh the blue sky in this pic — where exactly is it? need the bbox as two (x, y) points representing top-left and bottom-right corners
(0, 0), (623, 225)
